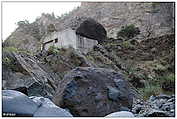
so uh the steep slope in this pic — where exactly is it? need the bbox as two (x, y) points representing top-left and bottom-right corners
(3, 2), (174, 53)
(55, 2), (174, 38)
(3, 13), (57, 53)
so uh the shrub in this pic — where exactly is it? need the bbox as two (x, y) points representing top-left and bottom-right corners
(117, 24), (140, 39)
(48, 46), (59, 55)
(2, 57), (12, 65)
(160, 74), (175, 92)
(3, 47), (18, 53)
(160, 74), (175, 82)
(139, 84), (161, 99)
(3, 46), (33, 56)
(121, 40), (135, 49)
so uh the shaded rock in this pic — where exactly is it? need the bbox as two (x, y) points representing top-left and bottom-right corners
(12, 87), (28, 95)
(105, 111), (134, 117)
(132, 104), (143, 114)
(76, 18), (107, 43)
(2, 90), (38, 116)
(53, 67), (133, 116)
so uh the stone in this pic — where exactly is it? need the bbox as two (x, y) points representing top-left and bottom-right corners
(105, 111), (134, 117)
(155, 94), (171, 100)
(76, 18), (107, 44)
(167, 98), (175, 102)
(34, 107), (73, 117)
(2, 51), (57, 98)
(2, 90), (73, 117)
(119, 106), (130, 111)
(12, 87), (28, 95)
(161, 102), (175, 111)
(30, 97), (73, 117)
(108, 86), (126, 101)
(132, 94), (175, 117)
(2, 90), (38, 116)
(53, 67), (133, 116)
(143, 109), (169, 117)
(149, 95), (156, 102)
(132, 104), (143, 114)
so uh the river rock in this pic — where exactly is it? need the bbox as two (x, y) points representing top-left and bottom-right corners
(142, 109), (169, 117)
(105, 111), (134, 117)
(2, 90), (38, 116)
(2, 90), (73, 117)
(30, 96), (73, 117)
(53, 67), (133, 116)
(132, 94), (175, 117)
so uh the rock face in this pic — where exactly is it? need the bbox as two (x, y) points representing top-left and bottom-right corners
(76, 18), (107, 43)
(2, 90), (73, 117)
(132, 94), (175, 117)
(53, 67), (133, 116)
(2, 50), (58, 99)
(3, 3), (174, 54)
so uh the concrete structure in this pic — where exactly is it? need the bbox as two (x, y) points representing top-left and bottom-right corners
(42, 28), (98, 53)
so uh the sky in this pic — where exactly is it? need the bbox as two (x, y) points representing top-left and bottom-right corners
(2, 2), (81, 41)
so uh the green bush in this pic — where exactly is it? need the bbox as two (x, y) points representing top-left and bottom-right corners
(139, 84), (161, 99)
(3, 47), (18, 53)
(160, 74), (175, 92)
(3, 46), (33, 56)
(2, 57), (12, 65)
(48, 46), (59, 55)
(138, 74), (175, 99)
(160, 74), (175, 82)
(121, 41), (135, 49)
(117, 24), (140, 39)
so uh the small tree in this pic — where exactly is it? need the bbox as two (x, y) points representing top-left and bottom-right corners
(47, 24), (56, 33)
(17, 20), (29, 27)
(117, 24), (140, 39)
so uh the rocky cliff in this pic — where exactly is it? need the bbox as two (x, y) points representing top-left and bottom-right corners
(2, 2), (175, 117)
(3, 2), (174, 53)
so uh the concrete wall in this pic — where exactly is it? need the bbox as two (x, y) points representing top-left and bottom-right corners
(43, 28), (98, 53)
(55, 29), (77, 49)
(76, 35), (98, 53)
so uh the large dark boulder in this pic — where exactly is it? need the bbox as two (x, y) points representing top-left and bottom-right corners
(76, 18), (107, 43)
(53, 67), (133, 117)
